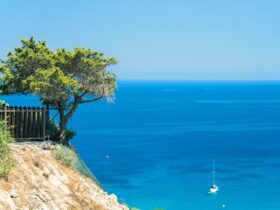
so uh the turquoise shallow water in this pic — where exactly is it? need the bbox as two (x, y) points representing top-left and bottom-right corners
(3, 81), (280, 210)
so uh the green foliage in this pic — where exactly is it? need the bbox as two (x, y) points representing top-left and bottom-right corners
(0, 121), (14, 178)
(52, 145), (77, 167)
(0, 100), (9, 107)
(0, 37), (118, 144)
(52, 144), (103, 187)
(47, 121), (76, 145)
(0, 37), (117, 103)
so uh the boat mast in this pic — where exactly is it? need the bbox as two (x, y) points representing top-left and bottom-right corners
(212, 159), (216, 185)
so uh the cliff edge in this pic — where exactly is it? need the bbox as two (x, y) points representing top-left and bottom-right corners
(0, 142), (128, 210)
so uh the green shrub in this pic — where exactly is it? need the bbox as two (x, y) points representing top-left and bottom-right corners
(0, 100), (9, 107)
(51, 144), (101, 184)
(52, 145), (77, 167)
(0, 121), (14, 178)
(47, 121), (76, 145)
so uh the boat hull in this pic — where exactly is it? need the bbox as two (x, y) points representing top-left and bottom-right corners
(208, 185), (219, 194)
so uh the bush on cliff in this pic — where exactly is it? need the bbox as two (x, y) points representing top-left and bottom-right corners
(52, 145), (76, 168)
(0, 120), (14, 178)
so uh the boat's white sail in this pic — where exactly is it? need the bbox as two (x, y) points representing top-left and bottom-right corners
(212, 159), (216, 185)
(208, 159), (219, 194)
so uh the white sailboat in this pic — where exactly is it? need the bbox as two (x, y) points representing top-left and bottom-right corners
(208, 159), (219, 194)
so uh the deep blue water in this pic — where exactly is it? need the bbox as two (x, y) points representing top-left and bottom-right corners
(3, 81), (280, 210)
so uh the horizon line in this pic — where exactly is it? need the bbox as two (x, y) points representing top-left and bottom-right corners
(118, 79), (280, 82)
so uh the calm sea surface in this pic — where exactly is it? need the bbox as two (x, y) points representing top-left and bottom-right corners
(3, 81), (280, 210)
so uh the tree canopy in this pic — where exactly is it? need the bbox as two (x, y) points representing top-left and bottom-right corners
(0, 37), (118, 144)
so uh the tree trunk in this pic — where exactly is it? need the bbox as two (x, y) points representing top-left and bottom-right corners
(56, 99), (79, 145)
(58, 109), (68, 144)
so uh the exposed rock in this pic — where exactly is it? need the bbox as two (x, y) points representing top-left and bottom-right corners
(10, 190), (18, 198)
(0, 143), (129, 210)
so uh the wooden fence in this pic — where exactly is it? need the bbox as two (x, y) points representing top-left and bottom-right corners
(0, 106), (49, 141)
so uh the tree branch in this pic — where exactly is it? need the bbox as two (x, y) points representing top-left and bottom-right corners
(78, 82), (106, 104)
(79, 96), (104, 103)
(65, 96), (79, 121)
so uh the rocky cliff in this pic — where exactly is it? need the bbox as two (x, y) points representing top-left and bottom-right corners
(0, 142), (128, 210)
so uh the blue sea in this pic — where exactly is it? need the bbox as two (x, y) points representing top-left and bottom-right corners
(3, 81), (280, 210)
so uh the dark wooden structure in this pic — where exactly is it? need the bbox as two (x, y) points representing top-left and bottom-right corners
(0, 106), (49, 141)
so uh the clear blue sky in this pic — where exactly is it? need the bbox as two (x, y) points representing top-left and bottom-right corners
(1, 0), (280, 80)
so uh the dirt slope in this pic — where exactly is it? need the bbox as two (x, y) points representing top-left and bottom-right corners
(0, 142), (128, 210)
